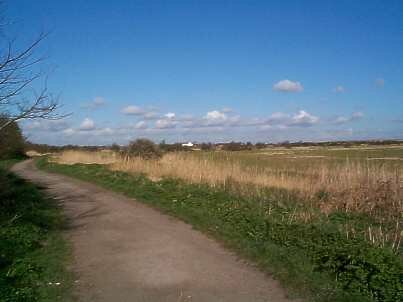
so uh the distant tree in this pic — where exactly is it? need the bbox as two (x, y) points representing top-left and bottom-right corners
(255, 142), (266, 149)
(0, 115), (25, 159)
(222, 141), (244, 151)
(159, 140), (186, 153)
(127, 138), (161, 159)
(245, 142), (254, 150)
(110, 143), (121, 152)
(200, 142), (213, 151)
(159, 140), (169, 152)
(0, 8), (66, 132)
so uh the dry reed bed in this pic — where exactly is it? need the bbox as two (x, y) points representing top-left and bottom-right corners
(52, 150), (403, 251)
(54, 150), (402, 217)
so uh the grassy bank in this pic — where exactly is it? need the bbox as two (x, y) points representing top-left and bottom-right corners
(0, 161), (72, 301)
(38, 158), (403, 302)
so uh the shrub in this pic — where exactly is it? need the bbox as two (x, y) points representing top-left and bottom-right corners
(110, 143), (121, 153)
(127, 138), (161, 159)
(200, 143), (214, 151)
(0, 116), (25, 160)
(159, 141), (186, 153)
(222, 141), (246, 151)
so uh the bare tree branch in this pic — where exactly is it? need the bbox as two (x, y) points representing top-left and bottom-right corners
(0, 28), (68, 132)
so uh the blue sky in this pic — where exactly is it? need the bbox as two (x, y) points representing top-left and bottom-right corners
(7, 0), (403, 144)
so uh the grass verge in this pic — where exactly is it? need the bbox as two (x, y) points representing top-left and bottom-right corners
(37, 158), (403, 302)
(0, 160), (72, 302)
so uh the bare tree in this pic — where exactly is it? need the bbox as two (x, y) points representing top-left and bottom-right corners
(0, 25), (66, 132)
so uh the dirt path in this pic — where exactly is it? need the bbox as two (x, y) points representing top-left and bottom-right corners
(12, 160), (292, 302)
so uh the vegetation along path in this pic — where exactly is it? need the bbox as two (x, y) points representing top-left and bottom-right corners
(12, 159), (292, 302)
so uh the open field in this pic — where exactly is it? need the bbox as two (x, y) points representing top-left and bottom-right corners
(54, 145), (403, 228)
(40, 144), (403, 301)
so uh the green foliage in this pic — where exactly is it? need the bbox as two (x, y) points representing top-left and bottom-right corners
(110, 143), (121, 152)
(39, 158), (403, 302)
(0, 167), (71, 301)
(0, 117), (26, 160)
(200, 142), (214, 151)
(127, 138), (162, 159)
(0, 159), (22, 170)
(221, 141), (249, 151)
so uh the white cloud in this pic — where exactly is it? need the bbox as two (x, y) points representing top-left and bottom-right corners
(178, 114), (194, 121)
(290, 110), (319, 127)
(263, 110), (319, 128)
(142, 111), (158, 120)
(205, 110), (227, 121)
(227, 115), (242, 126)
(63, 128), (75, 136)
(221, 107), (233, 113)
(202, 110), (228, 126)
(122, 105), (159, 120)
(165, 112), (176, 119)
(326, 128), (353, 137)
(25, 119), (70, 132)
(265, 112), (289, 125)
(332, 112), (364, 125)
(273, 79), (303, 92)
(375, 78), (385, 87)
(134, 121), (147, 129)
(79, 118), (96, 131)
(121, 105), (144, 115)
(94, 127), (114, 136)
(334, 85), (345, 93)
(155, 119), (176, 129)
(351, 111), (364, 119)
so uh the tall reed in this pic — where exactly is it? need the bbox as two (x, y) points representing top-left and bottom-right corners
(52, 149), (403, 250)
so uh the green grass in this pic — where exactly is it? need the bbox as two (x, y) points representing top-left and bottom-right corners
(0, 159), (24, 170)
(37, 158), (403, 302)
(0, 161), (72, 302)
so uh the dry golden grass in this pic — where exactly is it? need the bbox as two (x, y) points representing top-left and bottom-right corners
(53, 150), (403, 222)
(54, 149), (119, 165)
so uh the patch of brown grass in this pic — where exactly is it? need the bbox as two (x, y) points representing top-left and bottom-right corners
(53, 150), (403, 223)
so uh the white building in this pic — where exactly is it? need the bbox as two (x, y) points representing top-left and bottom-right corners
(181, 142), (194, 147)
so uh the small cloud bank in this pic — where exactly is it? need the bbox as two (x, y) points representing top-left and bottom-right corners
(331, 112), (364, 125)
(273, 79), (303, 92)
(334, 85), (345, 93)
(122, 105), (159, 120)
(21, 100), (377, 145)
(79, 118), (96, 131)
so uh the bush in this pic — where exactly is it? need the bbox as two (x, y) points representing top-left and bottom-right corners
(222, 141), (246, 151)
(127, 138), (161, 159)
(200, 143), (214, 151)
(110, 143), (121, 153)
(159, 141), (186, 153)
(0, 116), (25, 160)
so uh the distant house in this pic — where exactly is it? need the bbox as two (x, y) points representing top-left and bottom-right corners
(181, 142), (194, 147)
